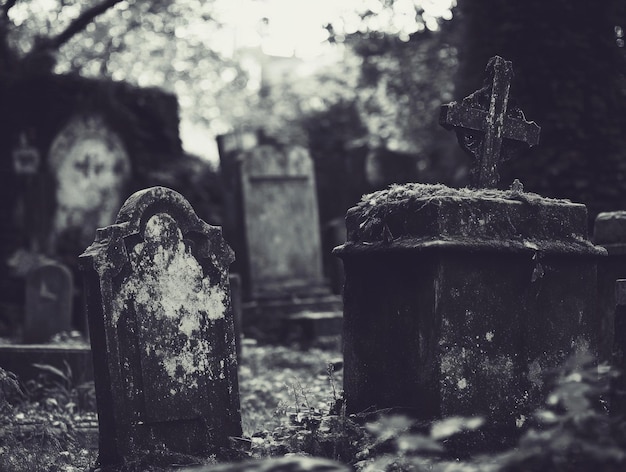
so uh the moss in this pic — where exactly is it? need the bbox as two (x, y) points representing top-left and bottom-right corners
(356, 182), (572, 215)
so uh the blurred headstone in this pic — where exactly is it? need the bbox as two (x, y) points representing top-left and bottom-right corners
(24, 262), (73, 343)
(218, 132), (341, 342)
(49, 114), (131, 249)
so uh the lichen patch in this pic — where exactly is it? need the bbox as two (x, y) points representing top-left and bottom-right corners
(112, 212), (228, 388)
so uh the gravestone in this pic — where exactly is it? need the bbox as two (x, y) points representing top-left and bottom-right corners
(334, 56), (604, 447)
(49, 114), (131, 250)
(24, 262), (73, 343)
(80, 186), (241, 465)
(594, 211), (626, 361)
(242, 144), (327, 297)
(220, 134), (327, 298)
(218, 132), (341, 340)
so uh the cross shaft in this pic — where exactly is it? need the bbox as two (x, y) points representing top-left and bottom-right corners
(440, 56), (540, 188)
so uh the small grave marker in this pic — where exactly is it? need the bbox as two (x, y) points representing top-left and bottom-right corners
(440, 55), (540, 188)
(593, 211), (626, 361)
(80, 186), (241, 465)
(24, 262), (73, 343)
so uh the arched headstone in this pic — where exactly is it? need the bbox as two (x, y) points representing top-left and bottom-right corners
(49, 114), (131, 248)
(80, 186), (241, 465)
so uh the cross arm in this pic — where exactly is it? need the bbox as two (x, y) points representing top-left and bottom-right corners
(440, 102), (540, 145)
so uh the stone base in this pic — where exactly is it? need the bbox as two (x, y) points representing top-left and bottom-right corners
(242, 294), (342, 345)
(0, 344), (93, 383)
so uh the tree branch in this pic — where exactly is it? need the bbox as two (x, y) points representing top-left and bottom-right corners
(47, 0), (125, 51)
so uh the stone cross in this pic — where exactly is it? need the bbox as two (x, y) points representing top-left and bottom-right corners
(80, 186), (241, 466)
(440, 56), (541, 188)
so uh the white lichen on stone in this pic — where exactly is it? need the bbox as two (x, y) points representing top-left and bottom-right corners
(516, 414), (526, 428)
(485, 331), (494, 342)
(457, 378), (468, 390)
(111, 212), (228, 390)
(523, 241), (539, 250)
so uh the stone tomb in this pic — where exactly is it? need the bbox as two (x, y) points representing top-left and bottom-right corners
(334, 185), (604, 439)
(80, 186), (241, 465)
(334, 57), (605, 446)
(24, 262), (73, 343)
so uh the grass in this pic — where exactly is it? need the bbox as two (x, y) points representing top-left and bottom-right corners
(5, 342), (625, 472)
(238, 340), (343, 436)
(0, 340), (343, 472)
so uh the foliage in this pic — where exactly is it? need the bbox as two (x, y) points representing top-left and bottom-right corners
(321, 1), (463, 187)
(353, 353), (626, 472)
(0, 0), (247, 136)
(3, 344), (626, 471)
(238, 342), (343, 437)
(0, 365), (22, 412)
(0, 366), (96, 472)
(454, 0), (626, 220)
(23, 361), (97, 412)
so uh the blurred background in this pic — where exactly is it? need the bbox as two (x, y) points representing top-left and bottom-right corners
(0, 0), (625, 337)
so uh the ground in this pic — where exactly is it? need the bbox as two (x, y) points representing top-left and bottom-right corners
(0, 340), (343, 472)
(2, 340), (626, 472)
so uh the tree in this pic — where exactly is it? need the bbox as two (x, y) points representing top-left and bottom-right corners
(0, 0), (248, 135)
(323, 1), (463, 187)
(0, 0), (126, 75)
(454, 0), (626, 220)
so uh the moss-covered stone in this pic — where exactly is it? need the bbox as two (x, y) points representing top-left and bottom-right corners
(337, 183), (604, 257)
(334, 182), (604, 449)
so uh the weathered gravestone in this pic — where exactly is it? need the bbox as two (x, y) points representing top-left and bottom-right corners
(218, 131), (341, 338)
(220, 133), (327, 298)
(24, 262), (73, 343)
(80, 186), (241, 465)
(594, 211), (626, 361)
(334, 56), (605, 447)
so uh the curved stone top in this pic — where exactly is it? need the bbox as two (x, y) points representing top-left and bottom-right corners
(80, 186), (234, 276)
(594, 211), (626, 254)
(335, 183), (605, 257)
(240, 144), (312, 177)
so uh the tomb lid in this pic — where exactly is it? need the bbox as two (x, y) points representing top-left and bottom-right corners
(334, 183), (605, 257)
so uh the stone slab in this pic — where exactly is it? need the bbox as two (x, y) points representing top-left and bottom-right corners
(338, 183), (603, 257)
(0, 344), (92, 383)
(594, 211), (626, 360)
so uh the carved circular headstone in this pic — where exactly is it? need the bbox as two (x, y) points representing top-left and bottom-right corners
(49, 114), (130, 247)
